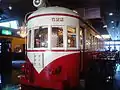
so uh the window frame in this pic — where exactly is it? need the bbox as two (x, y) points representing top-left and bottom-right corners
(27, 29), (32, 50)
(28, 25), (79, 50)
(67, 26), (78, 50)
(33, 26), (49, 50)
(51, 25), (65, 50)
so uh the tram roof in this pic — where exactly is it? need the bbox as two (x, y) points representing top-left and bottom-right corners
(28, 6), (79, 19)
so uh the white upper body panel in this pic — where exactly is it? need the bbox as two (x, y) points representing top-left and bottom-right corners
(28, 6), (79, 18)
(27, 7), (80, 29)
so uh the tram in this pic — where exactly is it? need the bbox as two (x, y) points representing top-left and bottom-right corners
(18, 0), (104, 90)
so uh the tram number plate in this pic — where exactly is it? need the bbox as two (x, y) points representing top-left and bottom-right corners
(52, 17), (64, 22)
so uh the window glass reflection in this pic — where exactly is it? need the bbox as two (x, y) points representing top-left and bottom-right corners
(34, 26), (48, 48)
(67, 26), (76, 47)
(52, 26), (63, 47)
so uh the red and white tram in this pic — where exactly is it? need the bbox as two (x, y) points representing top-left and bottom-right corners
(18, 2), (104, 90)
(19, 6), (80, 90)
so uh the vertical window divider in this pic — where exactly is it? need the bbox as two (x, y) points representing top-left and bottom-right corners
(51, 26), (64, 49)
(27, 29), (32, 49)
(76, 26), (80, 49)
(48, 25), (51, 50)
(64, 26), (67, 50)
(32, 28), (34, 49)
(27, 29), (29, 50)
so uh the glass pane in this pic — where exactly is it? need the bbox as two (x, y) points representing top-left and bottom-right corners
(34, 26), (48, 48)
(67, 26), (76, 47)
(52, 27), (63, 47)
(28, 30), (31, 48)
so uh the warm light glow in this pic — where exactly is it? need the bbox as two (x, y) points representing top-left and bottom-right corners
(101, 35), (110, 39)
(80, 30), (82, 36)
(95, 35), (102, 39)
(68, 39), (70, 43)
(17, 25), (27, 38)
(67, 26), (76, 33)
(17, 30), (27, 38)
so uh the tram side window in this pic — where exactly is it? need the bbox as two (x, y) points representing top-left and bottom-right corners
(67, 26), (76, 47)
(51, 26), (63, 47)
(28, 30), (31, 48)
(34, 27), (48, 48)
(80, 28), (83, 47)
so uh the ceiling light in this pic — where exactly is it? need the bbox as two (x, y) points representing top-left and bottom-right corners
(103, 25), (107, 28)
(109, 13), (113, 16)
(111, 21), (114, 23)
(112, 27), (115, 29)
(8, 5), (12, 10)
(0, 17), (2, 20)
(101, 35), (110, 39)
(95, 35), (102, 39)
(73, 10), (78, 13)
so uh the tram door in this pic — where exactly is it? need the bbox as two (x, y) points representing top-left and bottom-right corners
(0, 38), (12, 87)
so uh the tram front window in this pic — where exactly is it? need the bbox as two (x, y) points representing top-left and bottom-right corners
(34, 26), (48, 48)
(52, 27), (63, 47)
(67, 26), (76, 47)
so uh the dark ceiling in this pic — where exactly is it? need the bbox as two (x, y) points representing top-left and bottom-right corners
(0, 0), (120, 40)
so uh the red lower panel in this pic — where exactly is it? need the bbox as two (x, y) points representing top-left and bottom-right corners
(19, 53), (80, 90)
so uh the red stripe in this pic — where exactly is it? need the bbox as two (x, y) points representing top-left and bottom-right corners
(27, 50), (80, 52)
(27, 13), (80, 21)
